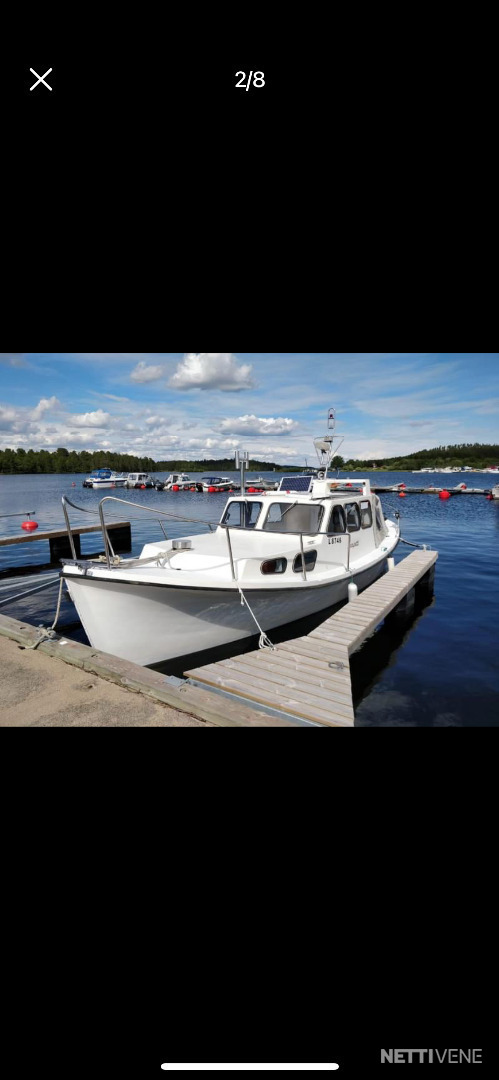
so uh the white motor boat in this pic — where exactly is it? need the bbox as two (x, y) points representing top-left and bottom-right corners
(82, 469), (128, 490)
(161, 473), (192, 491)
(61, 409), (401, 666)
(199, 476), (237, 492)
(125, 473), (155, 489)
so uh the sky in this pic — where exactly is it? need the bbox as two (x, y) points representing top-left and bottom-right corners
(1, 352), (498, 463)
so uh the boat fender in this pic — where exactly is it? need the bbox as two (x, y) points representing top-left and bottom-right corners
(22, 519), (39, 531)
(439, 490), (451, 500)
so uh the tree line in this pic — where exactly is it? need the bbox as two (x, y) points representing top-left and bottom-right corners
(0, 448), (284, 474)
(0, 443), (498, 475)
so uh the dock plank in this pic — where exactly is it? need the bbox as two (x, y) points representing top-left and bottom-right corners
(184, 550), (437, 727)
(214, 657), (354, 707)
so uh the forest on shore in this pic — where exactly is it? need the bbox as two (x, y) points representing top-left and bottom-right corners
(0, 443), (498, 474)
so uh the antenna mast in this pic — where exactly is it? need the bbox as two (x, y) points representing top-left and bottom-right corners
(313, 407), (344, 478)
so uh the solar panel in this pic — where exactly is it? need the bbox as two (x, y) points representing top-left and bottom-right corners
(278, 475), (314, 493)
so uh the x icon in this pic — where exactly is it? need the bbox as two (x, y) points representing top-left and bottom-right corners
(29, 68), (53, 91)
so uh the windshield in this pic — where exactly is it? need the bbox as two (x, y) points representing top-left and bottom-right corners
(262, 502), (324, 534)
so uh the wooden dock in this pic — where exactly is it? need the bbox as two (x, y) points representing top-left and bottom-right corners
(185, 549), (438, 727)
(0, 521), (131, 563)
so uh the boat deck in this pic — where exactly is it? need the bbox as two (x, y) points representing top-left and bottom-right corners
(185, 549), (438, 726)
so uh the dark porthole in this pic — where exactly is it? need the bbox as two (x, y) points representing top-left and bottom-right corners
(293, 550), (318, 573)
(261, 558), (288, 575)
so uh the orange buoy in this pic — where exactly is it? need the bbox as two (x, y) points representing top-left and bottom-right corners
(398, 491), (406, 497)
(22, 520), (38, 531)
(439, 490), (451, 500)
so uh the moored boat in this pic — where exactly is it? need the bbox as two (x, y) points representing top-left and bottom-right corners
(125, 473), (155, 489)
(82, 469), (128, 489)
(62, 408), (400, 666)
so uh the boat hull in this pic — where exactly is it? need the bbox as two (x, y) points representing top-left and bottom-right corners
(63, 557), (388, 666)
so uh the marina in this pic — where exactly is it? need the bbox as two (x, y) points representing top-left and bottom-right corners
(1, 472), (497, 725)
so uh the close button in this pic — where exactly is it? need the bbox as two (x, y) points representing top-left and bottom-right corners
(30, 68), (53, 91)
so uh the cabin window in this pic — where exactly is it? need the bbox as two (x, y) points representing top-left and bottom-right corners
(375, 503), (384, 531)
(293, 550), (318, 573)
(344, 502), (361, 532)
(360, 499), (373, 529)
(262, 503), (324, 534)
(260, 557), (288, 575)
(221, 501), (262, 528)
(328, 504), (346, 533)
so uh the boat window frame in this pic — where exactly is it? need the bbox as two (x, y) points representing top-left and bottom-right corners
(344, 501), (361, 532)
(260, 557), (288, 575)
(293, 549), (318, 574)
(359, 499), (373, 529)
(220, 499), (263, 529)
(327, 503), (347, 534)
(261, 501), (325, 534)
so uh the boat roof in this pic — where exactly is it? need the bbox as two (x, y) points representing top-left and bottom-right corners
(225, 477), (372, 502)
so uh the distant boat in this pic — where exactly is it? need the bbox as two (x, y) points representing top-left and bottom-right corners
(82, 469), (128, 489)
(159, 473), (192, 491)
(125, 473), (155, 489)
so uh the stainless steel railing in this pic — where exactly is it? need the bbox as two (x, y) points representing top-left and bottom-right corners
(218, 526), (352, 582)
(62, 494), (353, 579)
(61, 494), (218, 567)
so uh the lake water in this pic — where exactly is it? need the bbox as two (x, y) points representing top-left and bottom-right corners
(1, 470), (498, 726)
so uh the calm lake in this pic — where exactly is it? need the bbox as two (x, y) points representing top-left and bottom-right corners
(1, 470), (498, 726)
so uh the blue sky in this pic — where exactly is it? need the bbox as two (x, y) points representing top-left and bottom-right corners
(1, 352), (498, 463)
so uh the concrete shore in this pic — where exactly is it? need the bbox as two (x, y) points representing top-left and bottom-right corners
(0, 612), (294, 726)
(0, 633), (209, 727)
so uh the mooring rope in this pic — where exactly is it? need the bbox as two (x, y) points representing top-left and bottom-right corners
(237, 586), (275, 650)
(399, 538), (431, 550)
(20, 577), (66, 650)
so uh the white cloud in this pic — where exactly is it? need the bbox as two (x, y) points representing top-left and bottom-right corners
(169, 353), (255, 391)
(69, 410), (111, 428)
(30, 396), (61, 421)
(130, 361), (165, 383)
(218, 414), (298, 436)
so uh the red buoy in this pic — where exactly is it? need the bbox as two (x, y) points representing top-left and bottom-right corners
(248, 487), (255, 493)
(172, 485), (179, 491)
(486, 494), (493, 500)
(22, 520), (38, 531)
(398, 491), (406, 497)
(141, 484), (146, 489)
(208, 486), (216, 493)
(190, 487), (196, 492)
(439, 490), (451, 500)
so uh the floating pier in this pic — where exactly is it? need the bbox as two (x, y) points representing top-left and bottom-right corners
(0, 520), (131, 565)
(185, 549), (438, 727)
(371, 485), (491, 495)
